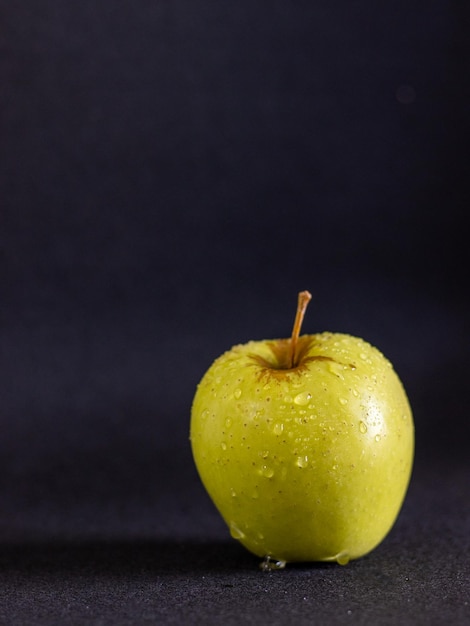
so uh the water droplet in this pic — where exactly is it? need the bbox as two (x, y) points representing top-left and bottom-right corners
(230, 487), (237, 497)
(294, 392), (312, 406)
(234, 388), (242, 399)
(359, 353), (367, 360)
(273, 422), (284, 435)
(253, 408), (265, 421)
(375, 434), (381, 442)
(201, 409), (209, 419)
(296, 455), (309, 468)
(230, 522), (245, 540)
(221, 442), (227, 450)
(336, 551), (350, 566)
(259, 556), (287, 571)
(351, 388), (359, 397)
(328, 362), (345, 379)
(339, 397), (348, 405)
(259, 465), (274, 478)
(359, 421), (367, 434)
(225, 417), (232, 428)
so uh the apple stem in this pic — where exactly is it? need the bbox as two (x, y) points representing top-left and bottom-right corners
(290, 290), (312, 368)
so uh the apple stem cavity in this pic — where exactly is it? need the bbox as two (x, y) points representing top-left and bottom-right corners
(290, 290), (312, 368)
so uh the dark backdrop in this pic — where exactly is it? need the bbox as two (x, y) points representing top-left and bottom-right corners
(1, 2), (469, 624)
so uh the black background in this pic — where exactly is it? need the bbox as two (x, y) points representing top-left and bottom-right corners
(1, 2), (469, 624)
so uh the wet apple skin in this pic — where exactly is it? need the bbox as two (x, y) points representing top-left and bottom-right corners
(190, 333), (414, 564)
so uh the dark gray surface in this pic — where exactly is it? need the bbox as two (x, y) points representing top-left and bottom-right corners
(0, 460), (468, 625)
(1, 1), (469, 624)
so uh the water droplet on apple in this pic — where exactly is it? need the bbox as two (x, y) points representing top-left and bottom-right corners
(254, 408), (265, 420)
(296, 455), (309, 468)
(294, 391), (312, 406)
(339, 397), (348, 405)
(359, 353), (367, 360)
(221, 442), (227, 450)
(375, 434), (381, 442)
(335, 551), (350, 565)
(225, 417), (232, 428)
(230, 523), (246, 540)
(359, 421), (368, 434)
(259, 556), (287, 571)
(328, 362), (345, 379)
(234, 388), (242, 399)
(259, 465), (274, 478)
(230, 487), (237, 497)
(273, 422), (284, 435)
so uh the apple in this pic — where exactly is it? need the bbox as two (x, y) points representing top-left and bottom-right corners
(190, 291), (414, 569)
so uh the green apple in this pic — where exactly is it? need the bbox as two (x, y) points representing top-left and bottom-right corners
(190, 291), (414, 568)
